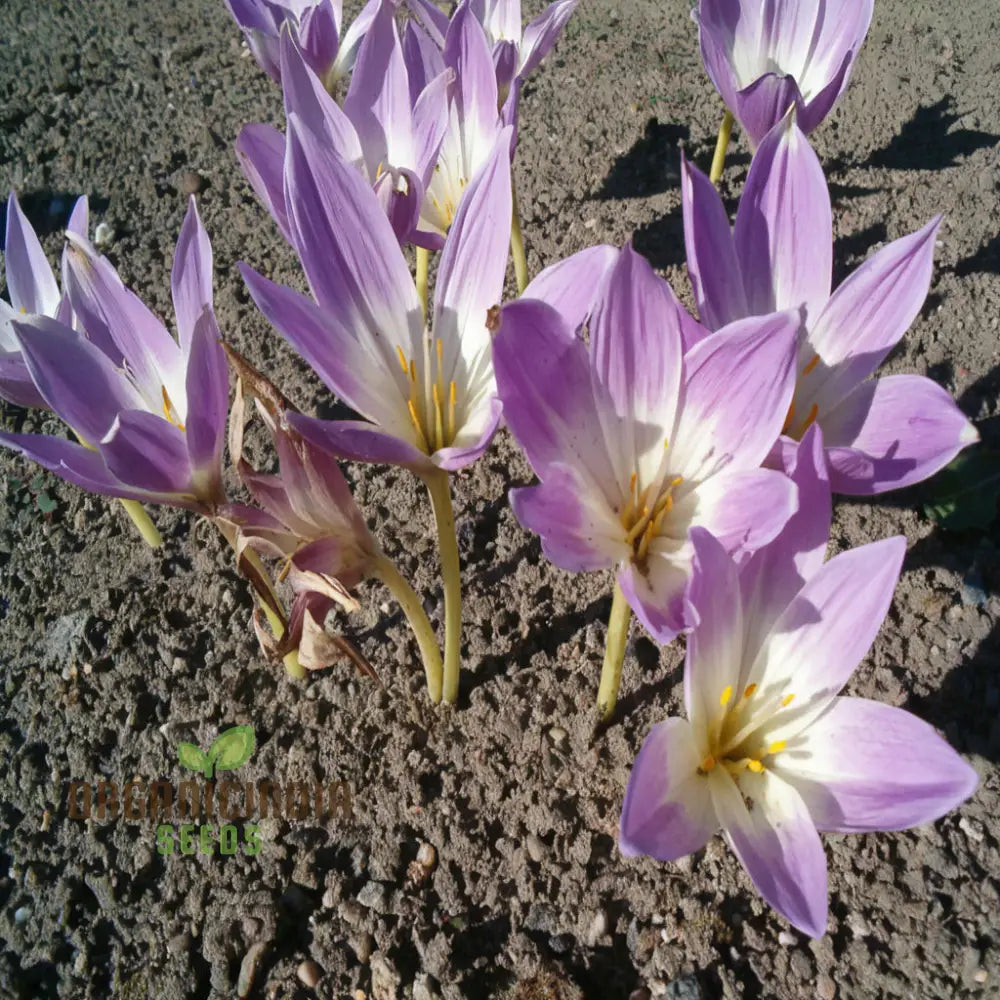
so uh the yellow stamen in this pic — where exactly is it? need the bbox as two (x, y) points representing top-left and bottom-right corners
(768, 740), (787, 755)
(408, 399), (430, 452)
(800, 403), (819, 433)
(782, 400), (796, 434)
(743, 683), (757, 699)
(161, 386), (186, 432)
(699, 754), (716, 774)
(720, 685), (733, 707)
(432, 382), (444, 451)
(447, 380), (457, 442)
(803, 353), (820, 375)
(746, 759), (764, 773)
(396, 345), (409, 373)
(781, 693), (796, 708)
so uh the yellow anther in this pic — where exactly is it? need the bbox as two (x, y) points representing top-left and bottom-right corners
(781, 693), (796, 708)
(629, 472), (637, 494)
(161, 386), (186, 432)
(803, 353), (820, 375)
(409, 359), (417, 383)
(768, 740), (787, 755)
(743, 683), (757, 699)
(746, 759), (764, 773)
(19, 306), (26, 314)
(699, 754), (716, 774)
(436, 338), (443, 367)
(408, 399), (430, 453)
(432, 382), (444, 451)
(396, 345), (409, 373)
(782, 400), (796, 434)
(720, 685), (733, 707)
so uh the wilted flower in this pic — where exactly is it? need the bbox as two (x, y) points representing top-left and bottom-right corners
(493, 242), (801, 648)
(697, 0), (873, 147)
(681, 114), (977, 494)
(0, 191), (88, 408)
(225, 0), (377, 91)
(0, 199), (229, 512)
(620, 428), (978, 937)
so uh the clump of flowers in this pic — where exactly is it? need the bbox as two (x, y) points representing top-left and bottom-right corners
(0, 0), (982, 942)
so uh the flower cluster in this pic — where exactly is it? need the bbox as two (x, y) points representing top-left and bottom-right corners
(0, 0), (981, 939)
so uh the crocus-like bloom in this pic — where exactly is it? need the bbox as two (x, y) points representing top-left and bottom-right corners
(409, 0), (578, 98)
(240, 112), (512, 473)
(493, 242), (802, 643)
(682, 114), (978, 495)
(237, 13), (451, 248)
(220, 378), (378, 670)
(697, 0), (873, 147)
(225, 0), (377, 91)
(0, 191), (88, 408)
(620, 428), (978, 938)
(0, 199), (229, 512)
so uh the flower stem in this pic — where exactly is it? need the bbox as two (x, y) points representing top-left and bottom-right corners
(597, 581), (632, 720)
(709, 109), (734, 185)
(372, 551), (443, 704)
(510, 183), (529, 294)
(416, 246), (430, 321)
(214, 520), (305, 680)
(118, 499), (163, 548)
(422, 468), (462, 704)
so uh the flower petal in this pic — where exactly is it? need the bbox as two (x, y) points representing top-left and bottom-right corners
(287, 410), (433, 473)
(99, 410), (194, 498)
(12, 315), (145, 443)
(711, 767), (828, 938)
(670, 309), (801, 483)
(746, 536), (907, 743)
(618, 547), (691, 645)
(684, 527), (743, 740)
(182, 307), (228, 497)
(0, 347), (48, 409)
(521, 243), (619, 335)
(434, 395), (503, 471)
(236, 123), (293, 242)
(238, 263), (410, 437)
(407, 0), (449, 48)
(732, 73), (804, 150)
(171, 197), (214, 353)
(589, 244), (685, 465)
(681, 154), (748, 331)
(739, 424), (830, 663)
(4, 191), (60, 317)
(775, 697), (979, 833)
(807, 218), (941, 414)
(510, 462), (627, 572)
(283, 112), (422, 368)
(620, 717), (719, 861)
(821, 374), (978, 495)
(734, 114), (831, 322)
(518, 0), (578, 79)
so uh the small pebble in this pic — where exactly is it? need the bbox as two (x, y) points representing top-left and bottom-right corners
(548, 726), (568, 745)
(182, 170), (205, 194)
(322, 886), (337, 909)
(526, 834), (547, 862)
(13, 906), (30, 924)
(93, 222), (114, 248)
(416, 842), (437, 869)
(350, 931), (374, 964)
(778, 930), (797, 947)
(816, 973), (836, 1000)
(297, 960), (322, 988)
(974, 969), (988, 985)
(238, 942), (268, 998)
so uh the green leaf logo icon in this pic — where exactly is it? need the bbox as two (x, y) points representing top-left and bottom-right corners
(206, 725), (256, 778)
(176, 726), (255, 779)
(178, 742), (209, 775)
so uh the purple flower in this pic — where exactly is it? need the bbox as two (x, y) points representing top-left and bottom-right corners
(682, 114), (978, 495)
(620, 428), (978, 938)
(225, 0), (377, 91)
(697, 0), (873, 148)
(409, 0), (578, 98)
(240, 113), (513, 473)
(0, 198), (229, 512)
(492, 242), (803, 644)
(0, 191), (88, 409)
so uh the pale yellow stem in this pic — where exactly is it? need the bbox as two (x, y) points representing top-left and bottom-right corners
(709, 109), (735, 185)
(118, 499), (163, 548)
(422, 468), (462, 704)
(372, 552), (443, 704)
(597, 581), (632, 720)
(510, 184), (529, 294)
(416, 246), (430, 321)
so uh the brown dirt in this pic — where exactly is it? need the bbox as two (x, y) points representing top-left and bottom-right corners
(1, 1), (999, 998)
